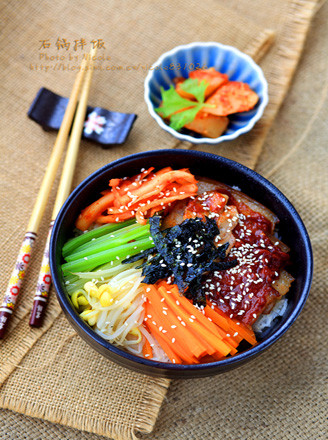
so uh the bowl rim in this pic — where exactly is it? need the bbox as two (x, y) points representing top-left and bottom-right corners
(144, 41), (269, 145)
(50, 149), (313, 374)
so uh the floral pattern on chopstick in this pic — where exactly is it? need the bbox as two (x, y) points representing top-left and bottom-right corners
(0, 232), (37, 328)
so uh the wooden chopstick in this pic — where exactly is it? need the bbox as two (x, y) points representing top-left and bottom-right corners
(0, 48), (92, 339)
(29, 47), (97, 327)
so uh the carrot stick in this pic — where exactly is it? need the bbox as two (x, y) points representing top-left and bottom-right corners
(210, 303), (257, 345)
(167, 284), (227, 338)
(144, 285), (208, 359)
(145, 303), (185, 364)
(214, 327), (238, 354)
(204, 305), (243, 344)
(145, 301), (197, 364)
(144, 321), (181, 364)
(142, 336), (153, 359)
(157, 285), (232, 357)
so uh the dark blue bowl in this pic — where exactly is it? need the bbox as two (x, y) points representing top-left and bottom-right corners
(50, 150), (313, 379)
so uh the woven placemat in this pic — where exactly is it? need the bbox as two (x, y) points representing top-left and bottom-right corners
(141, 3), (328, 438)
(0, 0), (322, 439)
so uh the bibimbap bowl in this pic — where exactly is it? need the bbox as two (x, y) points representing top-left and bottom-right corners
(50, 150), (313, 379)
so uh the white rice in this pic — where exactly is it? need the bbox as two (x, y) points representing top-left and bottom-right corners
(253, 298), (288, 334)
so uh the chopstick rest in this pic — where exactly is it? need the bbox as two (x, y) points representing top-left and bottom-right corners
(28, 87), (137, 147)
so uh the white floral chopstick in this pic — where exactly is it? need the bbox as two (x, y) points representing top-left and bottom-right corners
(29, 47), (97, 327)
(0, 47), (94, 338)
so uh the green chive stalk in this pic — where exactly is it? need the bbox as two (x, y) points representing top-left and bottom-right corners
(61, 237), (155, 275)
(65, 223), (150, 261)
(62, 219), (136, 258)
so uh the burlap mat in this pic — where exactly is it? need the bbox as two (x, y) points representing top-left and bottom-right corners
(0, 0), (324, 439)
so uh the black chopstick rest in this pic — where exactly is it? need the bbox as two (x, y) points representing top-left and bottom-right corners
(28, 87), (137, 147)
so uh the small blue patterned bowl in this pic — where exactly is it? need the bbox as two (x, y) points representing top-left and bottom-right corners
(144, 42), (268, 144)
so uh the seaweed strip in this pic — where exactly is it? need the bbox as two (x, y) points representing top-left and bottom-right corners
(120, 215), (239, 306)
(147, 216), (238, 305)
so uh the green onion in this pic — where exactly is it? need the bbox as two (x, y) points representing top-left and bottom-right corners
(65, 223), (150, 261)
(62, 219), (136, 258)
(61, 237), (155, 275)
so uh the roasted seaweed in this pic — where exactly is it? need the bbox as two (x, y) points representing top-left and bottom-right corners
(122, 215), (238, 306)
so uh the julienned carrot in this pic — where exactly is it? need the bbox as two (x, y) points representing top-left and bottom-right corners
(167, 284), (252, 348)
(142, 282), (257, 363)
(144, 303), (184, 364)
(213, 305), (257, 345)
(209, 303), (257, 345)
(144, 285), (208, 359)
(142, 335), (153, 359)
(160, 283), (258, 353)
(145, 321), (181, 364)
(204, 305), (242, 344)
(214, 326), (238, 354)
(157, 285), (232, 357)
(146, 301), (197, 364)
(165, 284), (229, 339)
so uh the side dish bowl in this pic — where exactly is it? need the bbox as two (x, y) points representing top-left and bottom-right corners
(50, 150), (312, 379)
(144, 42), (268, 144)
